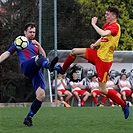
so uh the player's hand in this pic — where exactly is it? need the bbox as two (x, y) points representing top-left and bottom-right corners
(32, 40), (41, 47)
(61, 78), (64, 83)
(91, 17), (98, 26)
(90, 43), (95, 49)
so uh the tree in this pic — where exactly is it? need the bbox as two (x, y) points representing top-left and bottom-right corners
(77, 0), (133, 50)
(0, 0), (39, 103)
(57, 0), (91, 49)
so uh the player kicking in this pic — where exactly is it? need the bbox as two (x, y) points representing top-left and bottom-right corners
(54, 6), (130, 119)
(0, 22), (58, 127)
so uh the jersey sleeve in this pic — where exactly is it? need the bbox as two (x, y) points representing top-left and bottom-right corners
(7, 43), (17, 54)
(108, 23), (119, 36)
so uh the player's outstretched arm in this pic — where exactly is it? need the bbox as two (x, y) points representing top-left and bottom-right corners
(91, 17), (111, 36)
(0, 51), (11, 63)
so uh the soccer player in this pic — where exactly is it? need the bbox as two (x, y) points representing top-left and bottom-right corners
(69, 72), (91, 107)
(52, 73), (72, 106)
(106, 74), (121, 106)
(118, 73), (133, 102)
(0, 22), (58, 127)
(89, 74), (107, 106)
(54, 6), (130, 118)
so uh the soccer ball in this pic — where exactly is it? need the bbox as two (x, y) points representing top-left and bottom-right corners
(14, 36), (29, 50)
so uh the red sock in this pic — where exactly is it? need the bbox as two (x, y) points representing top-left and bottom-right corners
(109, 101), (114, 105)
(81, 100), (85, 106)
(93, 97), (98, 105)
(107, 89), (125, 108)
(62, 55), (76, 71)
(101, 96), (106, 105)
(82, 100), (85, 103)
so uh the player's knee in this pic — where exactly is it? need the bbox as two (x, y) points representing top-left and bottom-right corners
(67, 92), (72, 98)
(70, 48), (78, 57)
(36, 88), (45, 101)
(58, 94), (62, 97)
(69, 92), (73, 97)
(41, 94), (45, 100)
(37, 93), (45, 102)
(87, 92), (91, 97)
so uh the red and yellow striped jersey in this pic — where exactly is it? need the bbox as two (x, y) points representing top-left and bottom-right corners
(98, 22), (121, 62)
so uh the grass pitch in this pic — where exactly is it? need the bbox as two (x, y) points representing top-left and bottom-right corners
(0, 106), (132, 133)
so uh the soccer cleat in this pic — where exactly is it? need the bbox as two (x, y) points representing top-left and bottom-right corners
(81, 101), (85, 107)
(48, 56), (59, 72)
(23, 118), (33, 127)
(96, 103), (100, 106)
(99, 104), (104, 107)
(111, 104), (115, 107)
(54, 64), (65, 74)
(64, 102), (71, 108)
(122, 102), (130, 119)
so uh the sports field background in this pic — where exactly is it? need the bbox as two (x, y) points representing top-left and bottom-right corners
(0, 106), (132, 133)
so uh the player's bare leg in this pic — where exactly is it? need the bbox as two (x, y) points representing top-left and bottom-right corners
(70, 48), (86, 57)
(54, 48), (86, 74)
(64, 91), (72, 102)
(36, 87), (45, 102)
(121, 91), (127, 101)
(81, 91), (91, 106)
(73, 91), (81, 107)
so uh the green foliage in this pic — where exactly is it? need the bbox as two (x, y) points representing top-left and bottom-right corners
(77, 0), (133, 50)
(0, 0), (39, 46)
(57, 0), (91, 49)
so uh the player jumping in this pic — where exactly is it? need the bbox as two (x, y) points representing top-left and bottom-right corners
(54, 6), (130, 119)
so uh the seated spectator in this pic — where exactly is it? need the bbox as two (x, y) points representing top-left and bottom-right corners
(81, 77), (89, 91)
(86, 69), (94, 82)
(52, 73), (72, 106)
(118, 73), (133, 102)
(106, 74), (121, 106)
(109, 69), (120, 86)
(127, 69), (133, 89)
(89, 74), (106, 106)
(69, 72), (91, 107)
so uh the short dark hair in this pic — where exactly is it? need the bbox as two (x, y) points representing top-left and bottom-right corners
(106, 6), (119, 18)
(120, 73), (127, 79)
(91, 74), (97, 78)
(24, 22), (36, 31)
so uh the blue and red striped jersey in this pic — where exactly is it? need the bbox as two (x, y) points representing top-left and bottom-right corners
(8, 40), (39, 65)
